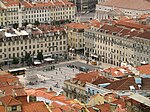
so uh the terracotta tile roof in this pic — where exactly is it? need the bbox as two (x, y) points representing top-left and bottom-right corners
(51, 95), (66, 101)
(14, 88), (27, 97)
(22, 101), (49, 112)
(105, 77), (139, 90)
(60, 105), (72, 111)
(136, 31), (150, 39)
(51, 107), (62, 112)
(72, 103), (83, 110)
(35, 87), (48, 91)
(142, 78), (150, 90)
(0, 95), (22, 106)
(73, 71), (100, 83)
(100, 0), (150, 10)
(88, 19), (101, 28)
(92, 76), (112, 85)
(88, 103), (111, 112)
(0, 85), (23, 96)
(51, 101), (62, 108)
(111, 99), (126, 108)
(99, 24), (123, 34)
(25, 89), (54, 100)
(103, 66), (133, 78)
(66, 23), (89, 29)
(136, 64), (150, 74)
(115, 21), (150, 30)
(0, 106), (5, 112)
(95, 103), (111, 112)
(139, 14), (150, 19)
(22, 0), (74, 8)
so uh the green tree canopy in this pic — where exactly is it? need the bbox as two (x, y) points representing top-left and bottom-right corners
(12, 57), (19, 64)
(37, 52), (44, 62)
(24, 52), (31, 62)
(34, 20), (40, 26)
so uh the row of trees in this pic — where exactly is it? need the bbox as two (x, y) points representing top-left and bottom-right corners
(12, 52), (44, 65)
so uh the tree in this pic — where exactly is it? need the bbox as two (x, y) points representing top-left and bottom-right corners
(13, 23), (19, 29)
(34, 20), (40, 26)
(12, 57), (19, 65)
(24, 52), (31, 62)
(24, 52), (33, 66)
(37, 52), (44, 62)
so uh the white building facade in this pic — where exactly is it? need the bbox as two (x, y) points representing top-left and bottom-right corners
(0, 25), (68, 65)
(0, 0), (76, 26)
(84, 24), (150, 66)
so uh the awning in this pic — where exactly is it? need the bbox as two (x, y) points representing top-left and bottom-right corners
(44, 58), (55, 62)
(141, 61), (148, 65)
(34, 61), (41, 65)
(91, 54), (98, 58)
(43, 54), (53, 57)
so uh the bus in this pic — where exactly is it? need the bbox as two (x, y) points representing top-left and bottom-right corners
(79, 66), (89, 72)
(8, 67), (27, 76)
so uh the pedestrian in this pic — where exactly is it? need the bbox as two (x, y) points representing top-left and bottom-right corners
(56, 72), (57, 75)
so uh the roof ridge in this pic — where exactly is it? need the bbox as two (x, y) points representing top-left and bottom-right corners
(6, 96), (13, 106)
(115, 77), (131, 90)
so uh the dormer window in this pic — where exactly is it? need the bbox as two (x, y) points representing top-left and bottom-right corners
(12, 106), (17, 111)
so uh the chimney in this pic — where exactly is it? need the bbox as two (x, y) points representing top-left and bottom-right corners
(140, 28), (144, 33)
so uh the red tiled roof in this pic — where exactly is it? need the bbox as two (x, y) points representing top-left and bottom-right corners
(60, 105), (72, 111)
(100, 0), (150, 10)
(105, 77), (139, 90)
(103, 66), (133, 78)
(73, 71), (100, 83)
(111, 99), (126, 108)
(35, 87), (48, 91)
(51, 95), (66, 101)
(140, 14), (150, 19)
(115, 21), (150, 30)
(92, 76), (112, 85)
(136, 31), (150, 39)
(0, 85), (23, 96)
(136, 64), (150, 74)
(0, 106), (5, 112)
(66, 23), (89, 29)
(25, 89), (54, 100)
(22, 101), (49, 112)
(14, 88), (27, 97)
(51, 101), (62, 108)
(0, 95), (22, 106)
(88, 103), (111, 112)
(89, 19), (101, 28)
(51, 107), (62, 112)
(5, 0), (74, 8)
(142, 78), (150, 90)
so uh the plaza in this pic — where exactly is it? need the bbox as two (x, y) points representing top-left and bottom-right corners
(18, 60), (97, 93)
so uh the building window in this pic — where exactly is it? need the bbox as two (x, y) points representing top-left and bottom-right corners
(12, 106), (17, 111)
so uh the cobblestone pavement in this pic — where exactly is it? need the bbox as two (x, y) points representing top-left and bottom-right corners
(18, 60), (98, 93)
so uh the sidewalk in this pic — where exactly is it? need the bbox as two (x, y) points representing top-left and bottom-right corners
(76, 54), (117, 69)
(2, 56), (117, 71)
